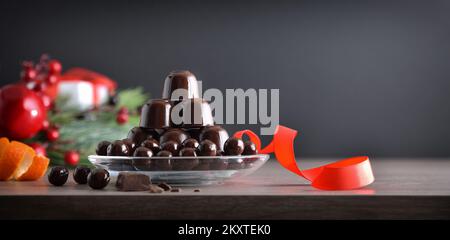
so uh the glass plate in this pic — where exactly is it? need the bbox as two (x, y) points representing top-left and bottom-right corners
(88, 154), (270, 185)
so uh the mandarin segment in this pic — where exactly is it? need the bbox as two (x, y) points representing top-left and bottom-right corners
(16, 155), (50, 181)
(0, 141), (35, 180)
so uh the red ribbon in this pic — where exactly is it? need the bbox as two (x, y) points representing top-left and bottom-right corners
(233, 125), (374, 190)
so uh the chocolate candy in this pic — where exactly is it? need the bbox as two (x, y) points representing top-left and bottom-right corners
(160, 128), (189, 144)
(160, 140), (180, 156)
(242, 141), (258, 155)
(185, 128), (202, 140)
(139, 99), (171, 129)
(48, 166), (69, 186)
(210, 160), (228, 170)
(177, 98), (214, 127)
(173, 148), (199, 170)
(182, 138), (199, 149)
(152, 150), (172, 170)
(158, 182), (172, 191)
(224, 137), (244, 156)
(116, 173), (151, 191)
(122, 138), (137, 153)
(96, 141), (111, 156)
(162, 70), (199, 101)
(107, 140), (130, 156)
(227, 158), (245, 170)
(73, 166), (91, 184)
(199, 126), (229, 151)
(133, 146), (153, 157)
(127, 126), (160, 145)
(198, 139), (217, 156)
(140, 138), (160, 154)
(88, 169), (110, 190)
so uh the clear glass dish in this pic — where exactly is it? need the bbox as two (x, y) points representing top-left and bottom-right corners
(88, 154), (270, 185)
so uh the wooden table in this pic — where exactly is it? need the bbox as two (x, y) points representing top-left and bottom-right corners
(0, 159), (449, 220)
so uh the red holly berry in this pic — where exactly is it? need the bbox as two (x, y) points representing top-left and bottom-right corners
(64, 150), (80, 166)
(48, 60), (62, 74)
(46, 128), (59, 142)
(37, 93), (52, 110)
(45, 74), (59, 85)
(116, 113), (129, 125)
(21, 68), (37, 82)
(33, 81), (46, 92)
(42, 119), (50, 130)
(118, 107), (128, 115)
(28, 143), (47, 156)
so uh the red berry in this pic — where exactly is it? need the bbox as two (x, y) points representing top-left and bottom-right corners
(28, 143), (46, 156)
(33, 81), (47, 92)
(45, 74), (59, 85)
(116, 113), (129, 125)
(118, 107), (128, 115)
(37, 93), (52, 109)
(46, 128), (59, 142)
(48, 60), (62, 74)
(42, 119), (50, 130)
(64, 150), (80, 166)
(21, 68), (37, 82)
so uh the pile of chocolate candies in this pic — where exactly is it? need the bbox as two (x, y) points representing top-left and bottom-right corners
(95, 70), (258, 171)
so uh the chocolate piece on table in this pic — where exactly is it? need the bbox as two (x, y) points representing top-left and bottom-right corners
(139, 99), (171, 129)
(182, 138), (199, 149)
(107, 140), (130, 156)
(173, 147), (199, 171)
(116, 172), (151, 191)
(198, 139), (217, 156)
(96, 141), (111, 156)
(127, 126), (160, 145)
(177, 98), (214, 128)
(194, 189), (200, 192)
(149, 184), (164, 193)
(152, 150), (172, 170)
(73, 166), (91, 184)
(170, 188), (181, 192)
(242, 140), (258, 155)
(160, 128), (189, 144)
(48, 166), (69, 186)
(199, 126), (229, 151)
(140, 138), (160, 154)
(224, 137), (244, 156)
(88, 169), (110, 190)
(158, 182), (172, 191)
(162, 70), (199, 101)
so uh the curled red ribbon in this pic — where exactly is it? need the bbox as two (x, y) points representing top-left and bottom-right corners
(233, 125), (374, 190)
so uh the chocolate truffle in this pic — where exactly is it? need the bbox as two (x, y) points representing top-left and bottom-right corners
(182, 138), (199, 149)
(185, 128), (202, 140)
(242, 141), (258, 155)
(210, 160), (228, 170)
(198, 139), (217, 156)
(160, 140), (180, 156)
(160, 128), (189, 144)
(139, 99), (171, 129)
(116, 173), (151, 191)
(73, 166), (91, 184)
(224, 137), (244, 156)
(133, 146), (153, 157)
(122, 138), (137, 153)
(227, 158), (245, 170)
(48, 166), (69, 186)
(152, 150), (172, 170)
(177, 98), (214, 128)
(162, 70), (199, 101)
(173, 148), (199, 170)
(140, 138), (160, 154)
(127, 126), (160, 145)
(88, 169), (110, 190)
(96, 141), (111, 156)
(107, 140), (131, 156)
(199, 126), (229, 151)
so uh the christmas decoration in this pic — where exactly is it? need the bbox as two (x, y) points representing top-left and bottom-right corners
(28, 143), (47, 156)
(64, 150), (80, 166)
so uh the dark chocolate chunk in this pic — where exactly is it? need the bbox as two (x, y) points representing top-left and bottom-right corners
(139, 99), (172, 129)
(199, 126), (229, 150)
(149, 184), (164, 193)
(162, 70), (199, 101)
(170, 188), (181, 192)
(116, 173), (151, 191)
(194, 189), (200, 192)
(224, 137), (244, 156)
(107, 140), (130, 156)
(96, 141), (111, 156)
(158, 182), (172, 191)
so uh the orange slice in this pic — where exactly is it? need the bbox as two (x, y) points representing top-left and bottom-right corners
(16, 154), (50, 181)
(0, 141), (35, 181)
(0, 137), (9, 158)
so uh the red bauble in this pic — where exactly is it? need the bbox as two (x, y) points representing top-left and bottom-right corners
(28, 143), (47, 156)
(0, 84), (47, 139)
(37, 93), (52, 110)
(46, 128), (59, 142)
(64, 150), (80, 166)
(48, 60), (62, 74)
(45, 74), (59, 85)
(42, 119), (50, 130)
(118, 107), (129, 115)
(21, 68), (37, 82)
(116, 113), (129, 125)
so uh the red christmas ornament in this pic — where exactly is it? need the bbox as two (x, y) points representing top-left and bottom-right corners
(116, 113), (129, 125)
(21, 68), (37, 83)
(46, 128), (59, 142)
(118, 107), (128, 115)
(64, 150), (80, 166)
(48, 60), (62, 74)
(37, 93), (52, 110)
(0, 84), (47, 139)
(28, 143), (47, 156)
(45, 74), (59, 85)
(42, 119), (50, 130)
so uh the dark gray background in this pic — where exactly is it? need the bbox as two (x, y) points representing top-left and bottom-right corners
(1, 0), (449, 158)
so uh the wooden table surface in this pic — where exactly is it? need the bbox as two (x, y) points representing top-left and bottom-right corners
(0, 159), (449, 219)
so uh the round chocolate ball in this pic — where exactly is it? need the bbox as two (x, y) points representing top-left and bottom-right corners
(160, 128), (189, 144)
(96, 140), (111, 156)
(198, 139), (217, 156)
(127, 127), (160, 145)
(122, 138), (137, 154)
(182, 138), (199, 149)
(133, 146), (153, 157)
(227, 158), (245, 170)
(210, 159), (228, 170)
(224, 137), (245, 156)
(48, 166), (69, 186)
(199, 126), (229, 150)
(73, 166), (91, 184)
(88, 169), (110, 190)
(161, 140), (180, 156)
(107, 140), (130, 156)
(186, 128), (202, 141)
(140, 138), (160, 154)
(179, 147), (197, 157)
(153, 150), (172, 170)
(242, 141), (258, 155)
(173, 147), (199, 170)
